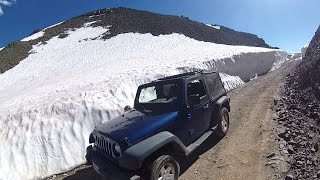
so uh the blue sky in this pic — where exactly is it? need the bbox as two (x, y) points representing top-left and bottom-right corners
(0, 0), (319, 53)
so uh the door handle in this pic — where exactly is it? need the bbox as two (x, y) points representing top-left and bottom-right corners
(189, 129), (194, 135)
(187, 113), (192, 119)
(203, 104), (209, 110)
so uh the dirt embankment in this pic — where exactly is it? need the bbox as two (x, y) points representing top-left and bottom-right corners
(47, 61), (298, 180)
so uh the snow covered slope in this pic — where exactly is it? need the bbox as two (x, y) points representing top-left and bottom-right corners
(0, 7), (277, 75)
(0, 24), (287, 179)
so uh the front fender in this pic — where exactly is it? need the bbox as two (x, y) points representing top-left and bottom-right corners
(118, 131), (187, 170)
(215, 96), (230, 111)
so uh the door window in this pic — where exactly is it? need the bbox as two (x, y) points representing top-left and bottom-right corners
(187, 79), (208, 104)
(138, 83), (179, 104)
(205, 73), (226, 99)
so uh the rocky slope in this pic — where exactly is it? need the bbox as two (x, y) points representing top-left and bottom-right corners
(0, 7), (274, 74)
(296, 26), (320, 99)
(274, 26), (320, 179)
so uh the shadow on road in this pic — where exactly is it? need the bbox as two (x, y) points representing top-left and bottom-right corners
(61, 134), (222, 180)
(63, 166), (101, 180)
(178, 134), (222, 175)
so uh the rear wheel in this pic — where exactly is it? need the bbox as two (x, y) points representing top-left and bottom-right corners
(216, 107), (229, 137)
(142, 155), (180, 180)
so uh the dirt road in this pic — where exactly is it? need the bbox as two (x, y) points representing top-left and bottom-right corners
(48, 61), (298, 180)
(179, 61), (297, 180)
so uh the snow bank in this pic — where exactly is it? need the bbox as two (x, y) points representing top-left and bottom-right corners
(219, 73), (244, 91)
(202, 51), (288, 82)
(0, 25), (286, 179)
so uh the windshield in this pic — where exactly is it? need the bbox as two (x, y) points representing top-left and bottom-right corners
(135, 82), (180, 114)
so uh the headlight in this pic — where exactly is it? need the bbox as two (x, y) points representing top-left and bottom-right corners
(89, 133), (95, 144)
(112, 143), (121, 157)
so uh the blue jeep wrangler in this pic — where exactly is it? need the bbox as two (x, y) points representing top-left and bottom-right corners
(86, 71), (230, 180)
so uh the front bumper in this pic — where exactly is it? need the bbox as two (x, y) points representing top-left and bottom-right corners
(86, 145), (132, 179)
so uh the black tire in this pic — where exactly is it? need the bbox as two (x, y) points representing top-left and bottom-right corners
(216, 107), (229, 137)
(142, 155), (180, 180)
(85, 146), (93, 165)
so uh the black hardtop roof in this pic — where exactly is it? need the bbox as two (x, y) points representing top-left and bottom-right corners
(138, 70), (221, 89)
(156, 70), (218, 81)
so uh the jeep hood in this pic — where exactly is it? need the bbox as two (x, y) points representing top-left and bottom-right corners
(95, 110), (178, 149)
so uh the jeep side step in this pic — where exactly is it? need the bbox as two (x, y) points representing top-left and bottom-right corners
(185, 125), (218, 156)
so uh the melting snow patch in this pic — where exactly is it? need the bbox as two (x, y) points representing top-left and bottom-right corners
(206, 24), (221, 30)
(89, 14), (106, 19)
(250, 73), (258, 81)
(43, 21), (65, 31)
(21, 21), (66, 42)
(84, 21), (100, 27)
(21, 31), (45, 42)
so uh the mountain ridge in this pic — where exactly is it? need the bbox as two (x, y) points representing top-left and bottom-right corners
(296, 26), (320, 99)
(0, 7), (275, 74)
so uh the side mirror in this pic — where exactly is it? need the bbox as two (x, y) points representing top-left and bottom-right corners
(124, 105), (132, 112)
(188, 94), (201, 106)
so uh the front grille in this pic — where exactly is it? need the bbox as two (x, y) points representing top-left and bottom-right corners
(94, 135), (113, 157)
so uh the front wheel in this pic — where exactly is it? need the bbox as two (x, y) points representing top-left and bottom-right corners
(143, 155), (180, 180)
(85, 146), (93, 165)
(216, 107), (230, 137)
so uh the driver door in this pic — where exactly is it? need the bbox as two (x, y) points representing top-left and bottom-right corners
(185, 78), (212, 144)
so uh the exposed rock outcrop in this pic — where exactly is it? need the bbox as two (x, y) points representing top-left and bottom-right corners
(275, 26), (320, 179)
